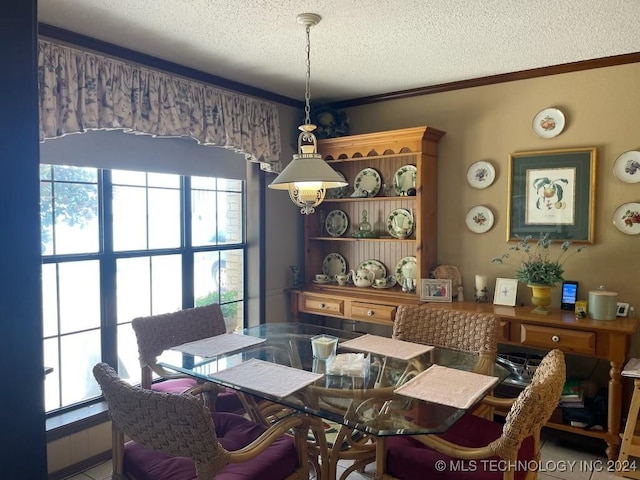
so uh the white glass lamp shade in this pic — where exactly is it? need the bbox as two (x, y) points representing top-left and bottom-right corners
(269, 153), (347, 214)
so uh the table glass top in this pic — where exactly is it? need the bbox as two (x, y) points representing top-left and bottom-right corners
(160, 322), (508, 437)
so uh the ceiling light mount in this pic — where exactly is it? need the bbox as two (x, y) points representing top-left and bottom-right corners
(296, 13), (321, 28)
(268, 13), (347, 215)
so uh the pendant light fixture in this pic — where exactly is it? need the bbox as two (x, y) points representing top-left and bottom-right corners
(268, 13), (348, 215)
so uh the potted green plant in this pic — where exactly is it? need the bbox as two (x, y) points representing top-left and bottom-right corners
(491, 233), (585, 314)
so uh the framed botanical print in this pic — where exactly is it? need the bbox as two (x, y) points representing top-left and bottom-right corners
(507, 147), (596, 243)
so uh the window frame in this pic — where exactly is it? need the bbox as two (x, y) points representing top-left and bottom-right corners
(41, 165), (247, 416)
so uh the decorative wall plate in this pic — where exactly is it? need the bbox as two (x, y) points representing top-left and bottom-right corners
(357, 259), (387, 280)
(532, 108), (565, 138)
(353, 168), (381, 197)
(325, 171), (349, 198)
(322, 253), (347, 276)
(395, 256), (417, 285)
(613, 151), (640, 183)
(465, 206), (494, 233)
(393, 165), (417, 195)
(324, 209), (349, 237)
(386, 208), (415, 238)
(612, 202), (640, 235)
(466, 161), (496, 189)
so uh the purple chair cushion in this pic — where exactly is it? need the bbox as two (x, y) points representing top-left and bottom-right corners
(123, 412), (299, 480)
(385, 413), (535, 480)
(152, 379), (244, 413)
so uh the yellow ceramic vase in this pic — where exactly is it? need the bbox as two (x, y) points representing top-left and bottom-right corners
(528, 284), (553, 315)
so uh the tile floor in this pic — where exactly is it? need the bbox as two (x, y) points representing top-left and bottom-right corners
(64, 428), (625, 480)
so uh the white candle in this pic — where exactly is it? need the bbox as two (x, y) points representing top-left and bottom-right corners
(475, 275), (487, 292)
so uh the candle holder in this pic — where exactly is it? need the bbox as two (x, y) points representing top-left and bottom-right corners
(475, 287), (488, 303)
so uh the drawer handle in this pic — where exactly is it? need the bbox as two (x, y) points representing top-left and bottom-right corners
(551, 335), (560, 343)
(319, 303), (326, 309)
(367, 310), (374, 316)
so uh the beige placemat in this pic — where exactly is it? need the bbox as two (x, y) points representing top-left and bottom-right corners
(210, 358), (324, 398)
(394, 364), (499, 409)
(340, 334), (434, 360)
(171, 333), (265, 358)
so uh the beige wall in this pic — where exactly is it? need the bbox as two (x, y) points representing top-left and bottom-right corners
(264, 104), (305, 323)
(47, 422), (111, 474)
(343, 63), (640, 334)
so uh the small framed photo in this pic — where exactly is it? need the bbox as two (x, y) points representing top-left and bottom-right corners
(493, 278), (518, 306)
(420, 278), (452, 302)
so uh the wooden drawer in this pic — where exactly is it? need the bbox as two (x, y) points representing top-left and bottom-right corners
(498, 320), (510, 342)
(350, 302), (396, 324)
(300, 294), (344, 316)
(520, 324), (595, 355)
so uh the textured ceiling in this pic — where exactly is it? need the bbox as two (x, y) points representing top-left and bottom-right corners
(38, 0), (640, 103)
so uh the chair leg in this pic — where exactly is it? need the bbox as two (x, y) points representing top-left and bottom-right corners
(111, 425), (125, 479)
(375, 437), (387, 480)
(293, 417), (310, 480)
(616, 379), (640, 479)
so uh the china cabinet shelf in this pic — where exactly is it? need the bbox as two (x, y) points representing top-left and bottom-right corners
(309, 236), (415, 242)
(322, 196), (416, 203)
(325, 152), (421, 163)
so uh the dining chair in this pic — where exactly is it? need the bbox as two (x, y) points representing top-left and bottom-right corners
(93, 362), (310, 480)
(392, 304), (500, 375)
(131, 303), (242, 413)
(378, 348), (566, 480)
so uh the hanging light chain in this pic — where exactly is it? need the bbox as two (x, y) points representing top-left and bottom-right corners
(304, 22), (312, 126)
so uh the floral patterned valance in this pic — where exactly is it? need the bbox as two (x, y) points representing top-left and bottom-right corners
(38, 40), (282, 173)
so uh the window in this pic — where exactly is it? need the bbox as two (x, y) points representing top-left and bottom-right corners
(41, 165), (245, 413)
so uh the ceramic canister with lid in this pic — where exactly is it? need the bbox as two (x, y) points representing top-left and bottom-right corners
(588, 290), (618, 320)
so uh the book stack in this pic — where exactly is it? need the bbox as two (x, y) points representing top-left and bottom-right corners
(559, 378), (584, 408)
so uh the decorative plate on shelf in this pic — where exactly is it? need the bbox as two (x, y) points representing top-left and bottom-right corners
(532, 108), (565, 138)
(386, 208), (415, 238)
(395, 256), (417, 286)
(612, 202), (640, 235)
(324, 209), (349, 237)
(466, 161), (496, 189)
(325, 171), (349, 198)
(613, 151), (640, 183)
(322, 253), (347, 277)
(393, 165), (417, 195)
(353, 168), (382, 197)
(357, 259), (387, 280)
(465, 206), (494, 233)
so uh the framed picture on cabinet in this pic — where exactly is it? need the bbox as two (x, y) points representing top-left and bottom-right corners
(420, 278), (452, 302)
(493, 278), (518, 306)
(507, 147), (596, 243)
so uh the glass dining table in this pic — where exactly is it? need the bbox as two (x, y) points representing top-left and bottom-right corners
(159, 322), (508, 480)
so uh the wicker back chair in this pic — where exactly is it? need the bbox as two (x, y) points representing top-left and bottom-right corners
(380, 349), (566, 480)
(132, 303), (226, 388)
(93, 362), (309, 480)
(130, 304), (245, 413)
(393, 304), (500, 374)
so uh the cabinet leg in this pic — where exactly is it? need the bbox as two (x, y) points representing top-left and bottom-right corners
(607, 360), (623, 460)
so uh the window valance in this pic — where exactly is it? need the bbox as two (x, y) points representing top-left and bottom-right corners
(38, 40), (282, 173)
